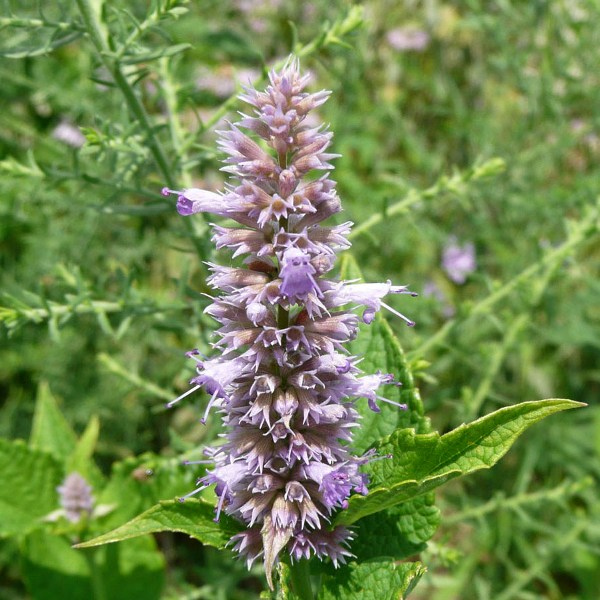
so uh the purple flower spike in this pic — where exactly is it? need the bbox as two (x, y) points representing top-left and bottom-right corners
(57, 472), (94, 523)
(165, 57), (416, 588)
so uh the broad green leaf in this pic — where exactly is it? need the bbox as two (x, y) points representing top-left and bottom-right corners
(318, 559), (425, 600)
(22, 530), (164, 600)
(76, 499), (242, 549)
(351, 494), (440, 561)
(338, 254), (429, 455)
(22, 530), (92, 600)
(29, 382), (77, 460)
(336, 399), (582, 526)
(0, 439), (63, 537)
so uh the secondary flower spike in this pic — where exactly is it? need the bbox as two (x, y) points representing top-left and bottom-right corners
(163, 58), (416, 587)
(57, 472), (94, 523)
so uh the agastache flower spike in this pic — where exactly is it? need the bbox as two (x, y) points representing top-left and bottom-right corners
(163, 57), (416, 588)
(57, 472), (94, 523)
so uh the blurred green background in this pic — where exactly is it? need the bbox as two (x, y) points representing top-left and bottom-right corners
(1, 1), (599, 598)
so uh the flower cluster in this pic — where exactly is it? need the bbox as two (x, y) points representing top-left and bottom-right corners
(57, 472), (94, 523)
(163, 58), (415, 586)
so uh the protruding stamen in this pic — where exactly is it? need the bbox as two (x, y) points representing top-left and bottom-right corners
(178, 485), (206, 502)
(200, 390), (220, 424)
(167, 384), (201, 409)
(214, 488), (227, 522)
(380, 301), (415, 327)
(375, 394), (407, 410)
(368, 452), (394, 464)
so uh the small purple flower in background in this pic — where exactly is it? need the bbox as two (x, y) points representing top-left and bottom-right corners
(52, 121), (86, 148)
(57, 472), (94, 523)
(163, 58), (416, 587)
(386, 27), (430, 52)
(442, 237), (476, 284)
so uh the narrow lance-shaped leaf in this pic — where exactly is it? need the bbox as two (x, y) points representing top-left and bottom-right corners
(75, 499), (242, 550)
(66, 415), (105, 486)
(335, 399), (583, 526)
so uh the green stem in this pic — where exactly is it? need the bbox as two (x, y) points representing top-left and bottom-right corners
(0, 16), (78, 30)
(348, 159), (501, 240)
(277, 304), (289, 330)
(288, 559), (314, 600)
(444, 477), (593, 525)
(111, 68), (174, 186)
(6, 299), (183, 322)
(75, 0), (174, 187)
(98, 353), (175, 402)
(75, 0), (211, 260)
(159, 57), (192, 188)
(83, 548), (108, 600)
(494, 519), (587, 600)
(465, 314), (528, 419)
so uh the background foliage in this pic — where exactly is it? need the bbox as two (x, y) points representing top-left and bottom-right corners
(1, 0), (599, 598)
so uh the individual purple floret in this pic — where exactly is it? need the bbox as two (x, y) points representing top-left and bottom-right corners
(442, 237), (477, 284)
(163, 58), (415, 587)
(57, 472), (94, 523)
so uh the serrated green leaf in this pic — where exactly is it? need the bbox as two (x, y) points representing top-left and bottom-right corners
(22, 530), (164, 600)
(318, 559), (425, 600)
(338, 254), (429, 454)
(351, 494), (440, 561)
(29, 382), (77, 460)
(0, 439), (63, 537)
(75, 499), (242, 549)
(336, 399), (582, 526)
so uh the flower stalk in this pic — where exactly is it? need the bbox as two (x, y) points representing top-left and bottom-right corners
(163, 58), (415, 588)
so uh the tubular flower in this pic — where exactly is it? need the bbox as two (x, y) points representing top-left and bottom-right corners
(164, 58), (415, 587)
